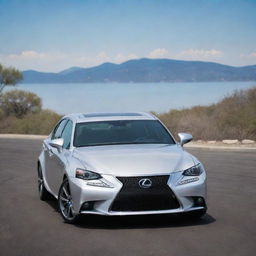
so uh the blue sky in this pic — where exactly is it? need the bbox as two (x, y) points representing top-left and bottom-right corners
(0, 0), (256, 71)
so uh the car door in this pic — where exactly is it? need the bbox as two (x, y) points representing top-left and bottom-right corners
(44, 119), (68, 196)
(56, 120), (74, 191)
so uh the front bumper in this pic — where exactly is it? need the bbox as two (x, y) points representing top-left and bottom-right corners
(69, 171), (207, 216)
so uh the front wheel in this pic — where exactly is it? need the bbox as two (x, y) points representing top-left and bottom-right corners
(58, 179), (80, 224)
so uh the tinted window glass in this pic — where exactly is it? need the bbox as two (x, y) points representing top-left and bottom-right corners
(52, 119), (67, 139)
(61, 120), (73, 149)
(74, 120), (175, 147)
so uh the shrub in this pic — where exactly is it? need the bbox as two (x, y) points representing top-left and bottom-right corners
(14, 109), (61, 134)
(0, 90), (61, 134)
(0, 90), (42, 118)
(0, 109), (61, 135)
(158, 87), (256, 140)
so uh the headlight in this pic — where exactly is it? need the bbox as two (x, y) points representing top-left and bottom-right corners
(75, 168), (102, 180)
(182, 164), (203, 176)
(75, 168), (113, 188)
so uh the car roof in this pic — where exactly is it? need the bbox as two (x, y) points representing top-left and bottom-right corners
(63, 112), (157, 123)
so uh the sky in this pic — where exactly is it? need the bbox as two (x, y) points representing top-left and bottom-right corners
(0, 0), (256, 72)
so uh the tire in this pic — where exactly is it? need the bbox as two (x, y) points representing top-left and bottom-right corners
(37, 165), (51, 201)
(58, 179), (80, 224)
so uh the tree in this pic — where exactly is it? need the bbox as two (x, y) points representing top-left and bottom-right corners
(0, 90), (42, 118)
(0, 64), (23, 94)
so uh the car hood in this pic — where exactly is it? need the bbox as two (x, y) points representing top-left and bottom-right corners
(73, 144), (196, 176)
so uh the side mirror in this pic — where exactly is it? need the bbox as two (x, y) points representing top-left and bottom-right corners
(49, 138), (64, 152)
(178, 133), (193, 146)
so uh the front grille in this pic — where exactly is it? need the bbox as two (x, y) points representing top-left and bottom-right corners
(110, 175), (180, 212)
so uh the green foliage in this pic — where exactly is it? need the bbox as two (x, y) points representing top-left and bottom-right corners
(0, 64), (23, 93)
(0, 90), (42, 118)
(0, 90), (61, 134)
(158, 87), (256, 140)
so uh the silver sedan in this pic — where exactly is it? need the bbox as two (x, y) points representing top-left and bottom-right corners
(37, 112), (207, 223)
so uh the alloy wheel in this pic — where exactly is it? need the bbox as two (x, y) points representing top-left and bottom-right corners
(59, 180), (76, 221)
(38, 167), (44, 196)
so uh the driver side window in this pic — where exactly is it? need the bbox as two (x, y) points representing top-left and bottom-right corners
(61, 120), (73, 149)
(51, 119), (67, 140)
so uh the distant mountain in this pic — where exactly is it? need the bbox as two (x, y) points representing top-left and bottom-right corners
(22, 58), (256, 83)
(58, 66), (85, 75)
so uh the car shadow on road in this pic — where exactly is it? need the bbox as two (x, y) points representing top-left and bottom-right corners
(75, 213), (216, 230)
(45, 199), (216, 229)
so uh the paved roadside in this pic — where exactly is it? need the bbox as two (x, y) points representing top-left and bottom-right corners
(185, 142), (256, 150)
(0, 134), (47, 140)
(0, 138), (255, 256)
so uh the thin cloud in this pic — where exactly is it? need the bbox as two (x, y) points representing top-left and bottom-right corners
(1, 50), (72, 71)
(148, 48), (223, 61)
(114, 53), (138, 63)
(8, 50), (45, 59)
(0, 50), (139, 72)
(240, 52), (256, 58)
(179, 48), (222, 59)
(148, 48), (170, 58)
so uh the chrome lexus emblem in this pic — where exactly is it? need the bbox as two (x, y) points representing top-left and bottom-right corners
(138, 178), (152, 188)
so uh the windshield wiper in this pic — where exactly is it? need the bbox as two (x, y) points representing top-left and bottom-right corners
(76, 142), (170, 147)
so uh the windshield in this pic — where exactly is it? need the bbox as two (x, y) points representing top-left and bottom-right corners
(74, 120), (175, 147)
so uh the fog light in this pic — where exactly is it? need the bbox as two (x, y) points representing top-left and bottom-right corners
(80, 201), (94, 211)
(193, 197), (205, 207)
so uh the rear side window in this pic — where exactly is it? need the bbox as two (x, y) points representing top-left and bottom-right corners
(52, 119), (67, 140)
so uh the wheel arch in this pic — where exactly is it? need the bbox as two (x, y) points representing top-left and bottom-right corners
(37, 160), (41, 170)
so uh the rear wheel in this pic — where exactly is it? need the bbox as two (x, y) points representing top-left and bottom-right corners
(37, 165), (51, 201)
(58, 179), (80, 224)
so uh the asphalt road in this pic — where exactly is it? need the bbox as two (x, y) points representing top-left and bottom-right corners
(0, 138), (255, 256)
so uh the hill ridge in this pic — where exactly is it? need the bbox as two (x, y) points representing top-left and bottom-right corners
(22, 58), (256, 83)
